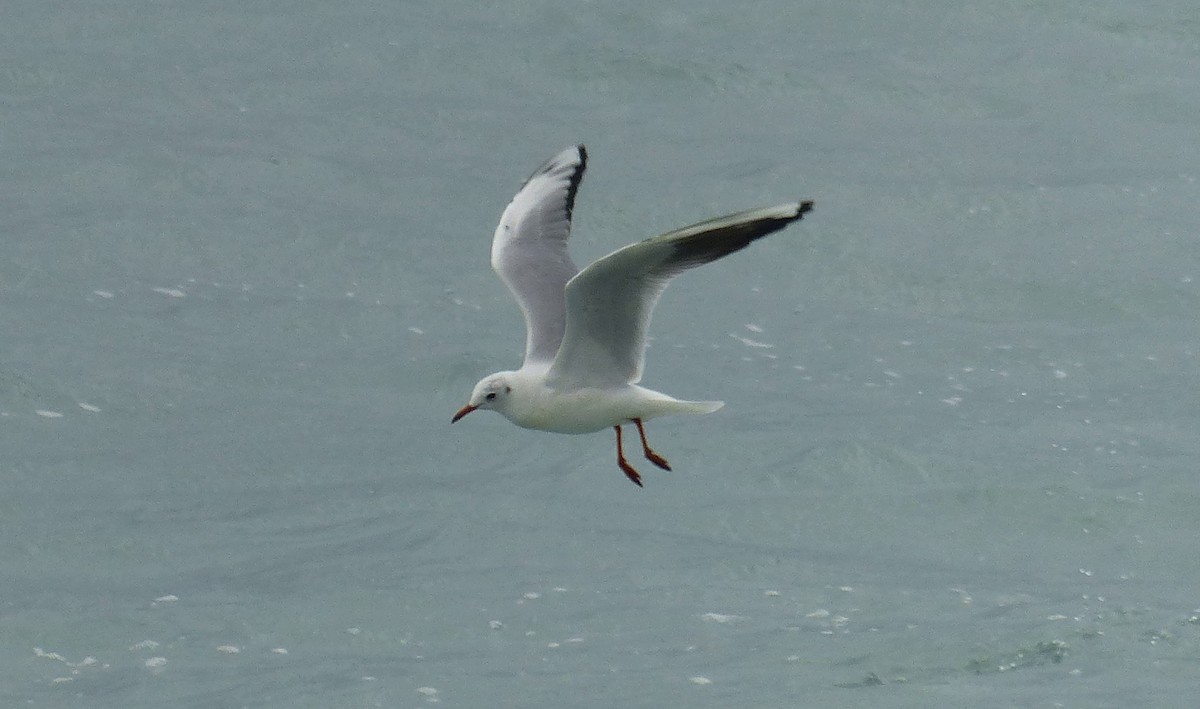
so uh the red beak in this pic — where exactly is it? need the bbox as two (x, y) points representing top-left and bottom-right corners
(451, 403), (477, 423)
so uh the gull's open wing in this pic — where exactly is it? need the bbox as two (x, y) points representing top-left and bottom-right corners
(547, 201), (814, 387)
(491, 145), (587, 366)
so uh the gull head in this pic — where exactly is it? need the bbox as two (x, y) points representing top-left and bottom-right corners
(452, 372), (514, 423)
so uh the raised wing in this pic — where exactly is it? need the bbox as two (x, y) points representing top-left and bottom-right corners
(547, 201), (814, 387)
(491, 145), (587, 366)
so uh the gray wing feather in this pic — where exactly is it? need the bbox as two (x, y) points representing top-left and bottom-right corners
(547, 200), (814, 387)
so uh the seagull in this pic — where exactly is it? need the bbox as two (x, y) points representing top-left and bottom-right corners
(453, 145), (813, 486)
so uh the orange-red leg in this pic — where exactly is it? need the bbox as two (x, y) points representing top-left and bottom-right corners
(635, 418), (672, 471)
(613, 425), (643, 487)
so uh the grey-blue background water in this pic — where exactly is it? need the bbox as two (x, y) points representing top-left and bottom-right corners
(4, 1), (1198, 706)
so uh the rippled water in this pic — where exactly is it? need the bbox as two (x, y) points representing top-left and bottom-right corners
(4, 1), (1199, 706)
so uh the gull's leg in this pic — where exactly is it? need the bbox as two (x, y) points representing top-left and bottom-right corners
(613, 425), (643, 487)
(635, 418), (672, 471)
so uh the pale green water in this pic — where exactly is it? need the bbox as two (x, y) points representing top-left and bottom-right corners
(3, 1), (1199, 707)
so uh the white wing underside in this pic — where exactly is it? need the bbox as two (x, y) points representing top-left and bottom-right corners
(490, 145), (587, 366)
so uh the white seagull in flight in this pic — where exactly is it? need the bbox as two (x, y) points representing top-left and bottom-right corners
(453, 145), (813, 486)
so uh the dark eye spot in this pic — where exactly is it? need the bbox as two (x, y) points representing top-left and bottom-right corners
(504, 386), (512, 393)
(485, 392), (497, 401)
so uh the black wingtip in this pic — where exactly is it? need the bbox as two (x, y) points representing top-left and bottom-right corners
(563, 146), (587, 221)
(797, 200), (814, 217)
